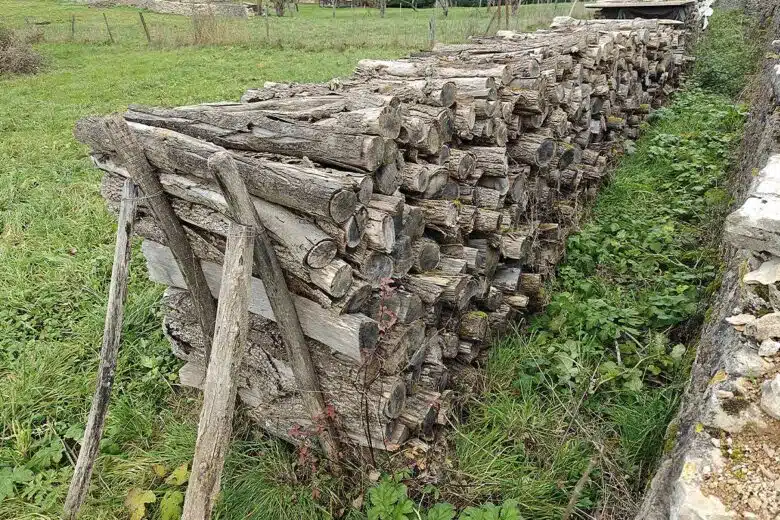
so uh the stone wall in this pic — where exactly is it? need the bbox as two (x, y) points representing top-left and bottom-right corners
(87, 0), (255, 18)
(636, 4), (780, 519)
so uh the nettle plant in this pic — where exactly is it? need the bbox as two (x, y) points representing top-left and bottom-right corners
(516, 90), (744, 393)
(367, 474), (521, 520)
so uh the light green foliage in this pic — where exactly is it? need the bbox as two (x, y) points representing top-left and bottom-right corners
(159, 490), (184, 520)
(447, 90), (745, 518)
(693, 10), (763, 97)
(365, 476), (520, 520)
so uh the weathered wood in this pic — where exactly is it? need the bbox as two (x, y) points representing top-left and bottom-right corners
(508, 133), (557, 168)
(124, 105), (386, 172)
(410, 238), (441, 273)
(101, 115), (218, 361)
(181, 222), (253, 520)
(100, 173), (350, 297)
(63, 180), (138, 520)
(143, 240), (378, 360)
(75, 119), (361, 224)
(209, 152), (342, 462)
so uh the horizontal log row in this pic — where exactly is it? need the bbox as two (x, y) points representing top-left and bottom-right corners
(82, 15), (692, 454)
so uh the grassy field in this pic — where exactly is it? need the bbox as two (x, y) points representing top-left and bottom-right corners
(0, 2), (582, 519)
(0, 2), (759, 520)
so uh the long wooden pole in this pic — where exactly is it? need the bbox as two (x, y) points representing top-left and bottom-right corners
(181, 222), (254, 520)
(208, 151), (342, 467)
(63, 179), (138, 520)
(103, 115), (218, 361)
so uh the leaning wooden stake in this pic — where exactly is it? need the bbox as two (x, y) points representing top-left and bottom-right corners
(63, 179), (138, 520)
(208, 151), (342, 467)
(103, 115), (218, 360)
(181, 222), (254, 520)
(139, 12), (151, 44)
(102, 13), (114, 44)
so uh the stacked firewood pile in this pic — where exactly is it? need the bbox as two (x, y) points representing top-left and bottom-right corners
(75, 16), (690, 452)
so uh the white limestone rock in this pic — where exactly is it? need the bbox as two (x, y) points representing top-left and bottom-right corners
(744, 256), (780, 285)
(725, 155), (780, 255)
(744, 312), (780, 341)
(760, 374), (780, 420)
(758, 339), (780, 357)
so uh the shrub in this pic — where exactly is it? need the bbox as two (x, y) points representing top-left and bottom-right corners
(693, 10), (763, 98)
(0, 25), (44, 76)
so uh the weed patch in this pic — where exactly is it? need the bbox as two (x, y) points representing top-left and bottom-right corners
(436, 90), (746, 519)
(693, 10), (763, 98)
(0, 25), (43, 75)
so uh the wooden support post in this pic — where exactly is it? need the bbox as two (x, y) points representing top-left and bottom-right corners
(208, 151), (342, 467)
(63, 180), (138, 520)
(103, 115), (218, 360)
(70, 14), (75, 40)
(181, 222), (254, 520)
(139, 12), (151, 44)
(103, 13), (114, 44)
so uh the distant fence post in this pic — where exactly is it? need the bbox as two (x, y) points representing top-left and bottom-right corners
(71, 15), (75, 40)
(264, 0), (270, 40)
(428, 14), (436, 49)
(103, 13), (114, 44)
(139, 12), (151, 44)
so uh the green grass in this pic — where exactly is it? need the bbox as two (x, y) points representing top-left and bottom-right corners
(693, 10), (763, 98)
(4, 1), (586, 50)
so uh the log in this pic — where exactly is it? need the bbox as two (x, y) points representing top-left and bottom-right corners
(100, 174), (351, 298)
(123, 105), (386, 172)
(102, 169), (338, 269)
(508, 133), (557, 168)
(344, 243), (394, 285)
(63, 180), (138, 520)
(76, 119), (361, 224)
(142, 240), (378, 360)
(182, 222), (253, 520)
(464, 146), (509, 177)
(410, 238), (441, 273)
(445, 149), (478, 182)
(391, 235), (414, 277)
(459, 311), (490, 343)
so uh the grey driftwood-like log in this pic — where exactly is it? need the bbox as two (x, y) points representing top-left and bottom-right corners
(181, 222), (253, 520)
(142, 241), (378, 360)
(63, 180), (138, 520)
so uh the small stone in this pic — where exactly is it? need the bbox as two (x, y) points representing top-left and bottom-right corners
(744, 257), (780, 285)
(745, 312), (780, 341)
(743, 512), (758, 519)
(772, 39), (780, 53)
(726, 313), (757, 326)
(711, 437), (722, 448)
(760, 374), (780, 420)
(747, 496), (762, 511)
(758, 338), (780, 357)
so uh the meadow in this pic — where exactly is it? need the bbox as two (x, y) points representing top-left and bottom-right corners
(0, 2), (582, 519)
(0, 3), (760, 520)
